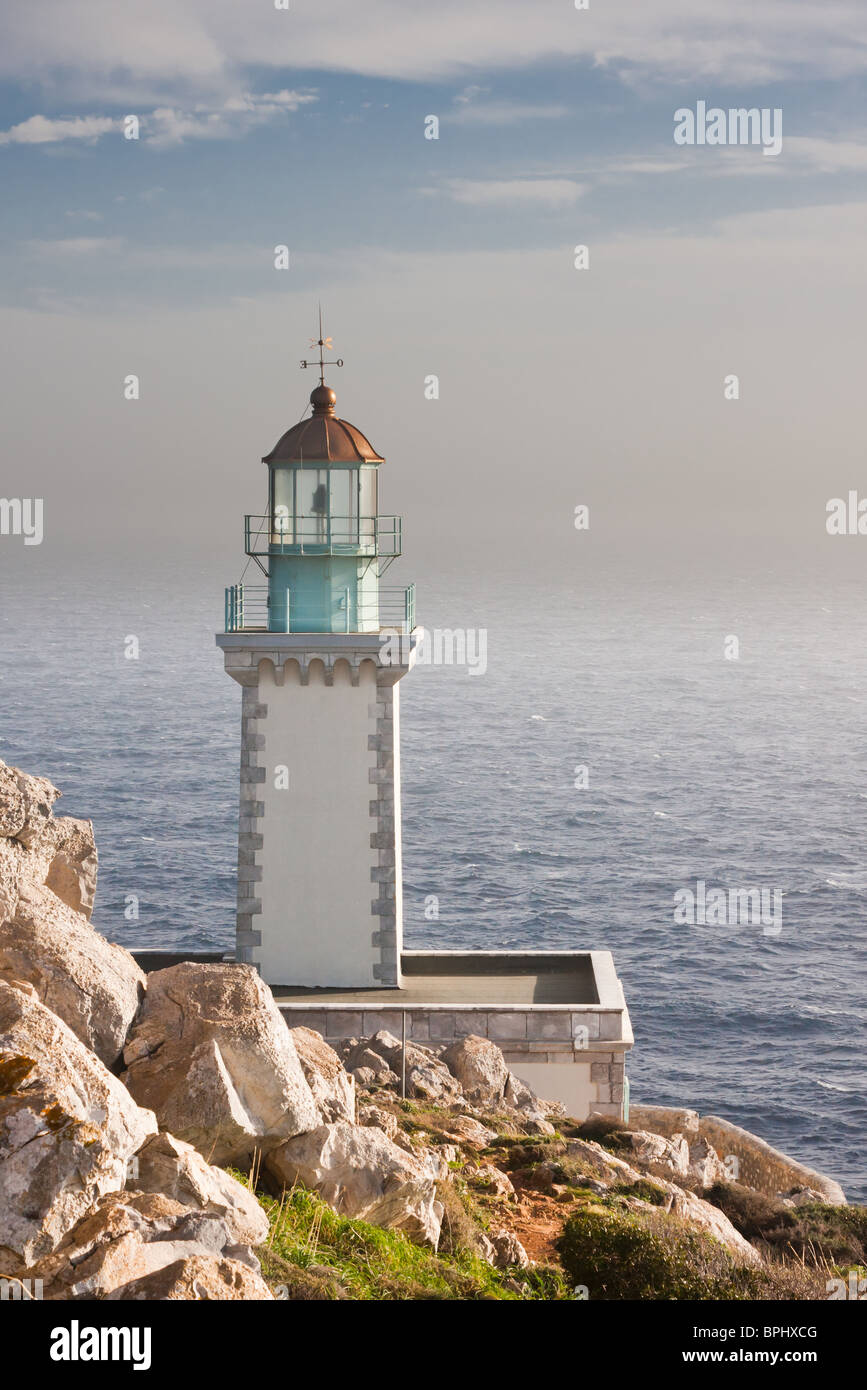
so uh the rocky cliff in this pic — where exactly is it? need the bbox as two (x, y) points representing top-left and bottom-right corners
(0, 760), (860, 1301)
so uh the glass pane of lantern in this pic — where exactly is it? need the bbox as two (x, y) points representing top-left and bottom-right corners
(349, 467), (358, 537)
(359, 468), (376, 542)
(329, 469), (354, 545)
(298, 468), (328, 542)
(273, 468), (294, 542)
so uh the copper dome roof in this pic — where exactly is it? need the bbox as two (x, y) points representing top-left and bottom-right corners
(263, 385), (384, 464)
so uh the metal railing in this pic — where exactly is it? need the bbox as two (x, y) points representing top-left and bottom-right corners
(224, 582), (416, 634)
(244, 514), (401, 559)
(225, 584), (268, 633)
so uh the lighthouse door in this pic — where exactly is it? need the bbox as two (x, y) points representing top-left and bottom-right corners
(287, 561), (329, 632)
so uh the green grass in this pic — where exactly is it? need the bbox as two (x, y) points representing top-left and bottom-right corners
(229, 1162), (833, 1302)
(253, 1184), (568, 1301)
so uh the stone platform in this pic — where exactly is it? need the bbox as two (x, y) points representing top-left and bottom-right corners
(274, 950), (633, 1120)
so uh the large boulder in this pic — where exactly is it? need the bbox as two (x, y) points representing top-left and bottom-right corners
(289, 1027), (355, 1124)
(41, 819), (99, 920)
(0, 765), (61, 856)
(651, 1179), (761, 1266)
(0, 761), (98, 920)
(32, 1190), (269, 1299)
(0, 838), (25, 922)
(688, 1138), (728, 1188)
(0, 981), (157, 1270)
(465, 1162), (516, 1200)
(562, 1134), (759, 1266)
(442, 1035), (509, 1107)
(0, 765), (26, 838)
(500, 1072), (556, 1131)
(128, 1132), (268, 1246)
(622, 1129), (690, 1177)
(564, 1137), (644, 1186)
(122, 963), (320, 1165)
(0, 884), (145, 1068)
(266, 1121), (443, 1249)
(439, 1115), (497, 1149)
(107, 1253), (273, 1301)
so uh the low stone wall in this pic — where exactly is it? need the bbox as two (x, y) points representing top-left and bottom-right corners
(277, 1004), (626, 1047)
(698, 1115), (847, 1205)
(628, 1103), (699, 1138)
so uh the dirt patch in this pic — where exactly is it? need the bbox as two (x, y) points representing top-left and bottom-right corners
(505, 1181), (568, 1267)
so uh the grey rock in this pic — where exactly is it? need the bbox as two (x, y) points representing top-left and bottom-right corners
(266, 1120), (443, 1249)
(289, 1027), (356, 1124)
(122, 963), (320, 1165)
(128, 1131), (269, 1246)
(0, 981), (157, 1269)
(443, 1035), (509, 1107)
(0, 883), (145, 1067)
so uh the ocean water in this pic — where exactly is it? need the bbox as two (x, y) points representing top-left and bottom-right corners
(1, 558), (865, 1201)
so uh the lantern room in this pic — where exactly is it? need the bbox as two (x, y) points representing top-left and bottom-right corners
(239, 381), (404, 634)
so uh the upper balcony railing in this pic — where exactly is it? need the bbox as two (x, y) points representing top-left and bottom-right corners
(224, 582), (416, 635)
(245, 513), (401, 559)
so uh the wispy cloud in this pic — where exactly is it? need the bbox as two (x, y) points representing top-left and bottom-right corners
(20, 238), (267, 269)
(449, 89), (570, 126)
(783, 136), (867, 173)
(592, 135), (867, 185)
(605, 157), (687, 176)
(0, 91), (316, 151)
(2, 0), (866, 99)
(145, 89), (317, 147)
(435, 177), (585, 207)
(0, 114), (115, 145)
(23, 236), (124, 256)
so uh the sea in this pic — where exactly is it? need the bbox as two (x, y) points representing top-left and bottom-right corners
(1, 556), (865, 1201)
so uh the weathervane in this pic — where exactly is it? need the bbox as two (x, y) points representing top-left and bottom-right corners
(300, 305), (344, 385)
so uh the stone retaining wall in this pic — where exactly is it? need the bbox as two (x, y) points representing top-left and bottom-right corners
(698, 1115), (847, 1205)
(277, 1004), (631, 1120)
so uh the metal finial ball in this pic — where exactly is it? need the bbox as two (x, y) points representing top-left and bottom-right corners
(310, 384), (337, 415)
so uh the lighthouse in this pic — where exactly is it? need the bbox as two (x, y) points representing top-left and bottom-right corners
(216, 328), (416, 989)
(217, 322), (632, 1122)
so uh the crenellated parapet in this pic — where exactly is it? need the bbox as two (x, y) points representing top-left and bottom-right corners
(217, 630), (419, 688)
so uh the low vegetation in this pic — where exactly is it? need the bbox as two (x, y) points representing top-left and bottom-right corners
(557, 1204), (829, 1301)
(708, 1181), (867, 1267)
(236, 1109), (865, 1303)
(255, 1184), (567, 1301)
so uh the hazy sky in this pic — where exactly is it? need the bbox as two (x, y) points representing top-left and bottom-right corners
(1, 0), (867, 584)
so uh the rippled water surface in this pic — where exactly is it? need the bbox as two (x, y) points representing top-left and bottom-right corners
(1, 559), (865, 1199)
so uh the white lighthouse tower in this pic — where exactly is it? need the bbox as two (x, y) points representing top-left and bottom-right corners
(216, 330), (416, 988)
(216, 323), (632, 1123)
